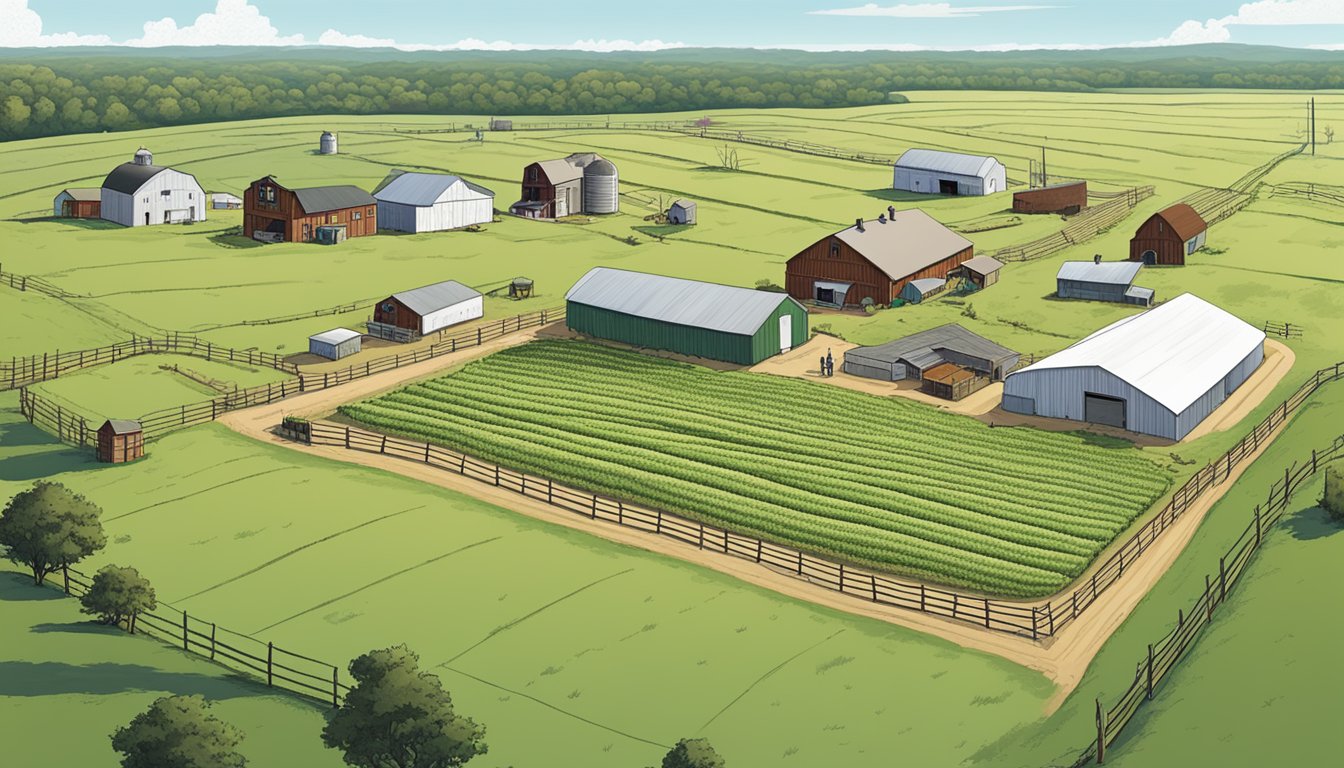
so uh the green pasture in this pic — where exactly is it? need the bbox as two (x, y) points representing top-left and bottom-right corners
(0, 411), (1053, 768)
(0, 569), (343, 768)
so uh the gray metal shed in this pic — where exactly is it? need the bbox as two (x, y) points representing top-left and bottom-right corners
(668, 199), (697, 225)
(309, 328), (362, 360)
(844, 323), (1020, 382)
(1057, 260), (1153, 306)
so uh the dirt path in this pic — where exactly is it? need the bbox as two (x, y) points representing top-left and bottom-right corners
(217, 329), (1300, 712)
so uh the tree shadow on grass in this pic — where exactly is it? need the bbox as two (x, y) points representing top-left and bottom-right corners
(0, 448), (99, 482)
(29, 621), (120, 636)
(0, 661), (269, 700)
(0, 572), (65, 601)
(1284, 505), (1340, 542)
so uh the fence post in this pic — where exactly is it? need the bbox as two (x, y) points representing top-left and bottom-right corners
(698, 523), (704, 549)
(838, 563), (845, 591)
(1146, 644), (1155, 700)
(1030, 606), (1038, 641)
(344, 426), (350, 449)
(333, 667), (340, 708)
(493, 465), (500, 486)
(984, 599), (991, 629)
(1205, 575), (1214, 622)
(755, 539), (763, 563)
(62, 564), (69, 595)
(655, 509), (661, 534)
(1254, 506), (1262, 545)
(547, 478), (553, 504)
(1096, 699), (1107, 764)
(267, 643), (274, 687)
(1046, 602), (1055, 636)
(797, 551), (803, 575)
(870, 574), (878, 602)
(182, 612), (189, 650)
(210, 623), (217, 660)
(920, 583), (926, 612)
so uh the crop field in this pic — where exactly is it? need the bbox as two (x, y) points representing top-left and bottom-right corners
(339, 340), (1170, 597)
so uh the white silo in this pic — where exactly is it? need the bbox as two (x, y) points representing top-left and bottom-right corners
(582, 157), (619, 214)
(320, 131), (338, 155)
(133, 147), (154, 165)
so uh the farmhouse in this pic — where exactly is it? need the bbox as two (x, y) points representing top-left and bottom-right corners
(1057, 258), (1154, 307)
(844, 323), (1020, 401)
(957, 255), (1004, 290)
(243, 176), (376, 243)
(374, 172), (495, 233)
(510, 153), (618, 218)
(1002, 293), (1264, 440)
(668, 199), (697, 224)
(893, 149), (1006, 196)
(211, 192), (242, 210)
(99, 148), (206, 227)
(565, 267), (808, 365)
(308, 328), (362, 360)
(53, 188), (101, 218)
(370, 280), (483, 341)
(1013, 181), (1087, 215)
(96, 419), (143, 463)
(786, 208), (974, 307)
(1129, 203), (1207, 266)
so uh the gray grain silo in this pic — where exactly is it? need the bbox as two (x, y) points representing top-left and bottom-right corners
(320, 131), (338, 155)
(582, 157), (619, 214)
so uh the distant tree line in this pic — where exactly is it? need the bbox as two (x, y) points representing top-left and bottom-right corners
(2, 51), (1344, 141)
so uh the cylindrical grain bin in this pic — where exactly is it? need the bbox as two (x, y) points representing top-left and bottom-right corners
(320, 131), (339, 155)
(582, 158), (619, 214)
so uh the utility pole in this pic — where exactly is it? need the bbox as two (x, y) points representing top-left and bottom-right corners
(1311, 97), (1316, 155)
(1041, 145), (1048, 187)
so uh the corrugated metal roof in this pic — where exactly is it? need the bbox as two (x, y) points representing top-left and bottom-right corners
(1150, 203), (1207, 241)
(294, 185), (375, 214)
(211, 192), (242, 202)
(1057, 260), (1143, 285)
(536, 158), (584, 184)
(669, 199), (696, 210)
(831, 209), (973, 282)
(907, 278), (946, 296)
(373, 172), (494, 206)
(392, 280), (482, 316)
(101, 162), (167, 194)
(1125, 285), (1156, 302)
(960, 255), (1004, 276)
(60, 187), (101, 201)
(101, 419), (141, 435)
(1011, 293), (1264, 413)
(309, 328), (361, 345)
(566, 267), (802, 336)
(845, 323), (1018, 368)
(895, 149), (1002, 179)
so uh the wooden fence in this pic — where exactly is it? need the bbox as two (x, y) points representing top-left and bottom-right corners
(17, 306), (565, 446)
(1263, 321), (1304, 339)
(1084, 435), (1344, 765)
(1264, 181), (1344, 208)
(43, 563), (349, 707)
(0, 263), (78, 299)
(990, 187), (1154, 263)
(2, 334), (298, 391)
(297, 359), (1344, 642)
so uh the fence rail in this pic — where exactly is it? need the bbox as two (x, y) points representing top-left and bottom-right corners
(990, 186), (1154, 263)
(0, 263), (79, 299)
(295, 358), (1344, 642)
(1084, 435), (1344, 765)
(1263, 321), (1304, 339)
(2, 334), (298, 391)
(41, 563), (349, 707)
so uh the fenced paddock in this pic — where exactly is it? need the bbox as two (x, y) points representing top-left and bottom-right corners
(990, 187), (1154, 263)
(1082, 435), (1344, 766)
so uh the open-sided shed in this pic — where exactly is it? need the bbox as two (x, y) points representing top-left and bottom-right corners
(844, 323), (1020, 387)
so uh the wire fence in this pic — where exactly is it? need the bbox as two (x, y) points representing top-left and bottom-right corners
(2, 334), (298, 391)
(292, 357), (1343, 642)
(42, 563), (349, 708)
(17, 306), (565, 446)
(989, 186), (1155, 263)
(1081, 435), (1344, 766)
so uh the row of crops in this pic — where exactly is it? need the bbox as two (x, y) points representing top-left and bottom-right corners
(339, 340), (1172, 597)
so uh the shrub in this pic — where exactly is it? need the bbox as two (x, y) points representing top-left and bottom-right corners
(81, 565), (157, 629)
(1323, 465), (1344, 522)
(962, 303), (978, 320)
(662, 738), (726, 768)
(111, 695), (245, 768)
(753, 279), (785, 293)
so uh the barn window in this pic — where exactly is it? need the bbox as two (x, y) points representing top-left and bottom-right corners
(161, 190), (170, 196)
(354, 211), (362, 220)
(829, 240), (841, 258)
(367, 207), (374, 216)
(1158, 221), (1164, 233)
(257, 186), (266, 201)
(529, 168), (538, 181)
(266, 187), (276, 203)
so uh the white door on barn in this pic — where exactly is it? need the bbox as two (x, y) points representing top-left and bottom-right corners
(778, 316), (793, 353)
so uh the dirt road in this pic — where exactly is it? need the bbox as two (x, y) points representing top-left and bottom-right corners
(218, 329), (1301, 711)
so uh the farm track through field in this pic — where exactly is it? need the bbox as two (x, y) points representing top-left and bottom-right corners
(215, 329), (1300, 702)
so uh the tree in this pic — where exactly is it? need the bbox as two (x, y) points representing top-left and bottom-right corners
(661, 738), (726, 768)
(81, 565), (157, 630)
(323, 645), (486, 768)
(0, 481), (106, 585)
(1322, 465), (1344, 522)
(111, 695), (246, 768)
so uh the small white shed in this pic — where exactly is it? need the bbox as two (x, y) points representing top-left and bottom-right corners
(211, 192), (242, 209)
(374, 172), (495, 233)
(308, 328), (362, 360)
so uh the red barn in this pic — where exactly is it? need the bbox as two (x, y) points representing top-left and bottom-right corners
(1013, 181), (1087, 215)
(1129, 203), (1207, 266)
(243, 176), (377, 243)
(53, 188), (102, 218)
(97, 420), (143, 463)
(786, 208), (974, 308)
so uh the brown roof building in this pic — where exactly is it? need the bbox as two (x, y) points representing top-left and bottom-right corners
(786, 208), (974, 307)
(1129, 203), (1207, 266)
(243, 176), (377, 244)
(1012, 181), (1087, 215)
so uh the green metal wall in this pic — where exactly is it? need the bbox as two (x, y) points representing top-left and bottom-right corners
(567, 298), (808, 365)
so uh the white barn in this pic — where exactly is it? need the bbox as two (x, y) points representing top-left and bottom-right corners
(1002, 294), (1265, 441)
(374, 172), (495, 233)
(100, 148), (206, 227)
(893, 149), (1007, 196)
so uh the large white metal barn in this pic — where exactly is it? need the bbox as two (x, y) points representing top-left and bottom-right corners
(893, 149), (1006, 196)
(373, 172), (495, 233)
(100, 148), (206, 227)
(1002, 294), (1265, 441)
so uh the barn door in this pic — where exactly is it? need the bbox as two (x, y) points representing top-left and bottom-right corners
(1084, 393), (1126, 429)
(778, 316), (793, 353)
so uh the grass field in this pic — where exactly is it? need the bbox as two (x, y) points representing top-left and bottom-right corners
(0, 570), (343, 767)
(340, 340), (1170, 597)
(4, 89), (1344, 766)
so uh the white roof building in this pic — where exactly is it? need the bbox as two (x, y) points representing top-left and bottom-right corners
(1002, 294), (1265, 440)
(99, 148), (207, 227)
(893, 149), (1007, 196)
(374, 172), (495, 233)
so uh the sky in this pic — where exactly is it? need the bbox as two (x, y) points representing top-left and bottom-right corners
(1, 0), (1343, 51)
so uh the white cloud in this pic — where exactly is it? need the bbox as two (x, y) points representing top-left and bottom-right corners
(1138, 18), (1233, 47)
(127, 0), (305, 47)
(0, 0), (111, 47)
(808, 3), (1057, 17)
(1150, 0), (1344, 48)
(317, 29), (685, 52)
